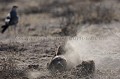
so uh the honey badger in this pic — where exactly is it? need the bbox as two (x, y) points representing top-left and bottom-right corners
(47, 45), (67, 73)
(47, 45), (95, 76)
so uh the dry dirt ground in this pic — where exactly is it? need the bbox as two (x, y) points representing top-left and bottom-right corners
(0, 23), (120, 79)
(0, 36), (67, 79)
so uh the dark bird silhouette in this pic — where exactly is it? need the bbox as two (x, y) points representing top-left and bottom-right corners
(1, 5), (19, 33)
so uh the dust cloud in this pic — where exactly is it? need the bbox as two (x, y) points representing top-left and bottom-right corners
(64, 23), (120, 71)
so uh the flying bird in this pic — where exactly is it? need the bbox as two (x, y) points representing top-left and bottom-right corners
(1, 5), (19, 33)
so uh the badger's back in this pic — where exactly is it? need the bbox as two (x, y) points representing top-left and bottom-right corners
(48, 56), (67, 73)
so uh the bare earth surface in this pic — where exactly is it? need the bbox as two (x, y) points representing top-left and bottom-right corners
(0, 23), (120, 79)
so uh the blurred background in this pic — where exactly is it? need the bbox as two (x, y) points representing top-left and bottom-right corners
(0, 0), (120, 36)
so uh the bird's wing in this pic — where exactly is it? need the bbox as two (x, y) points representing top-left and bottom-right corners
(5, 13), (11, 24)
